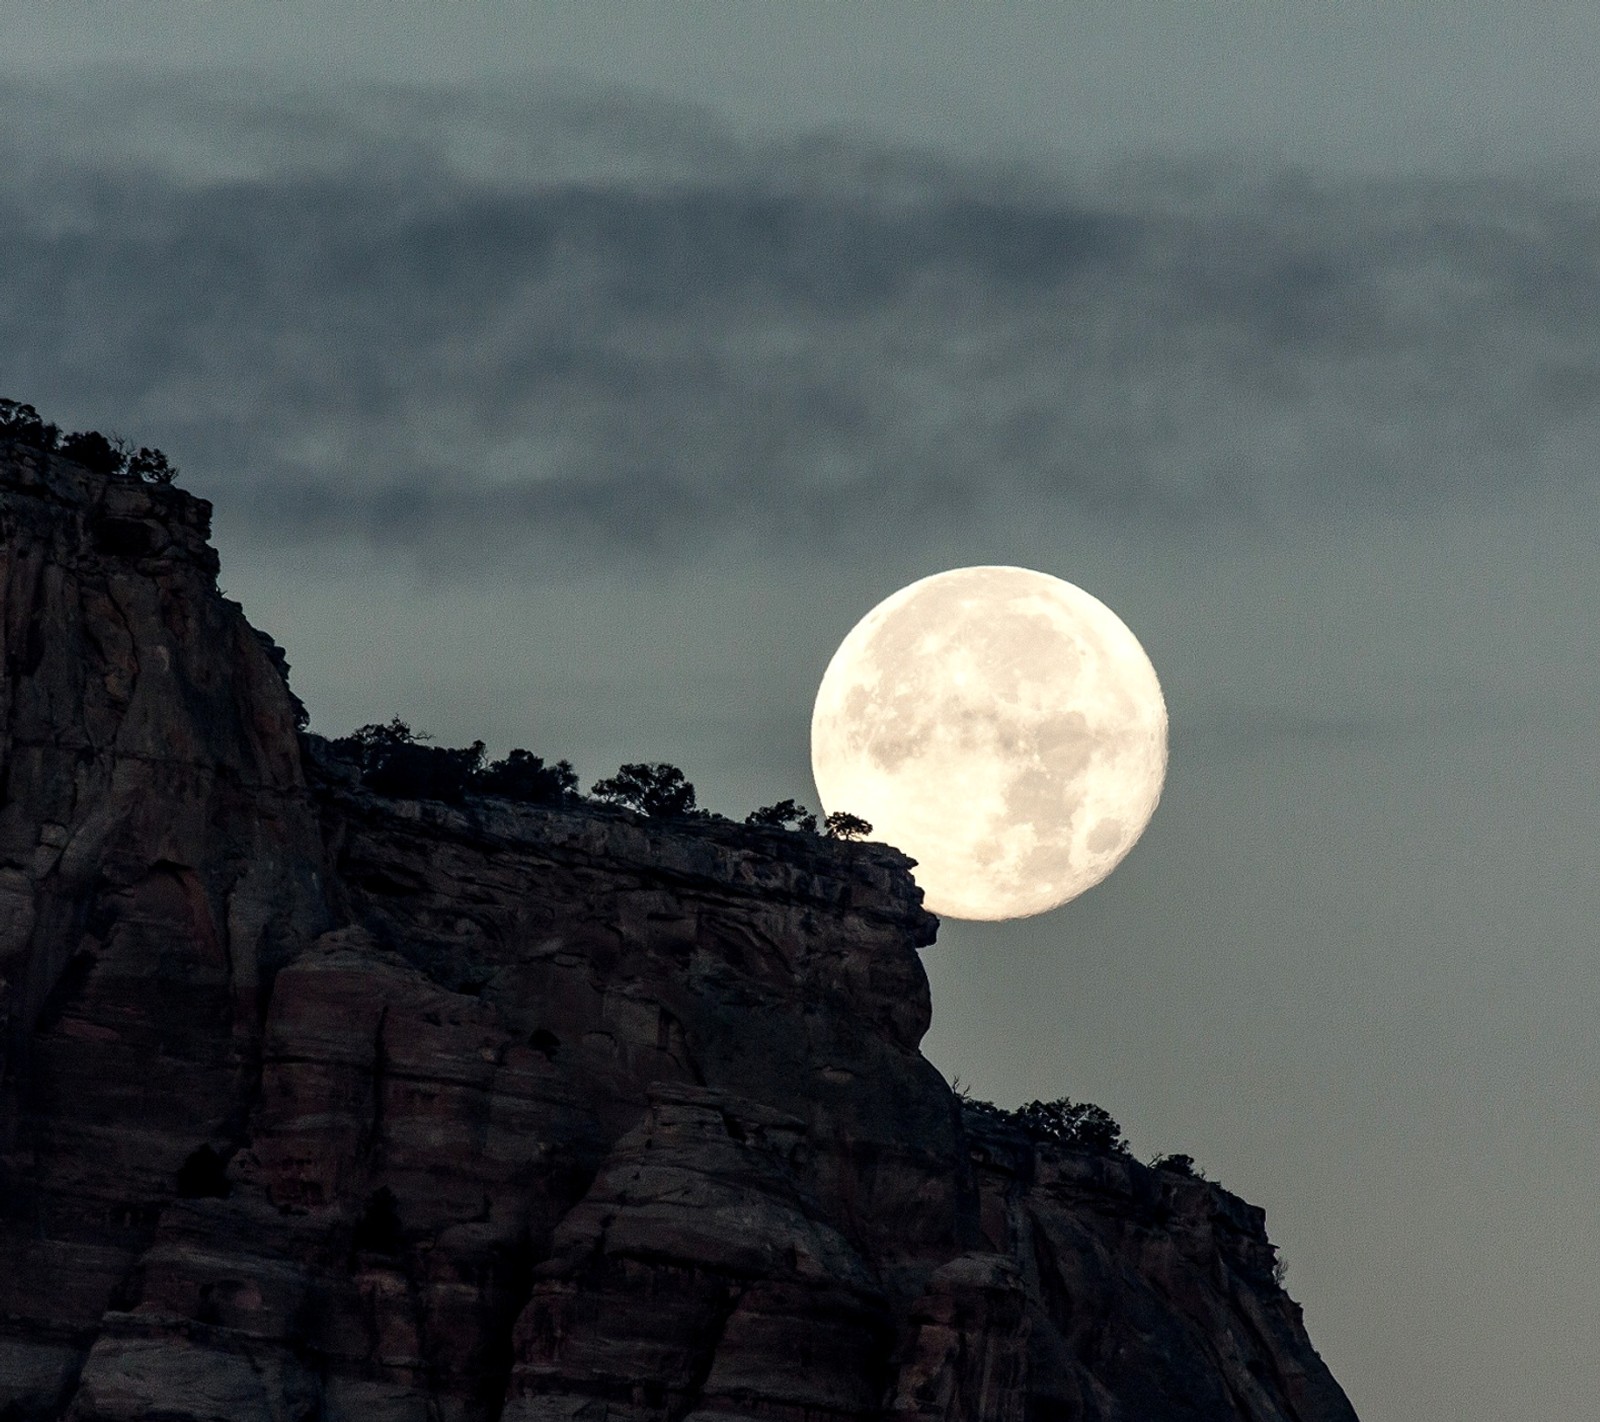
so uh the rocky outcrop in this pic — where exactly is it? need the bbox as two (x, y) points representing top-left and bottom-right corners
(0, 440), (1358, 1420)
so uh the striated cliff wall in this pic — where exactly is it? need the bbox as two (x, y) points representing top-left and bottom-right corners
(0, 441), (1358, 1421)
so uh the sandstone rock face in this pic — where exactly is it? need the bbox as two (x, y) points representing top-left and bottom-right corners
(0, 442), (1359, 1420)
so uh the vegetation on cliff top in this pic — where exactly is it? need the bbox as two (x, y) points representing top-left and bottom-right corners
(958, 1085), (1212, 1182)
(2, 397), (180, 486)
(325, 719), (872, 841)
(960, 1088), (1134, 1156)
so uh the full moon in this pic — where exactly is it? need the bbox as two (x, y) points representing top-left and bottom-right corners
(810, 566), (1167, 921)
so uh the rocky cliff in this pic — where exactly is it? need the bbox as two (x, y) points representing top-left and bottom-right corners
(0, 441), (1359, 1421)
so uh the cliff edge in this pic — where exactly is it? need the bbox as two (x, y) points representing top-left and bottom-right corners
(0, 441), (1358, 1421)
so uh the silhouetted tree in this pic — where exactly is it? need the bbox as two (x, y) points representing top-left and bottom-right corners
(58, 430), (125, 476)
(958, 1087), (1148, 1165)
(3, 400), (180, 484)
(1150, 1152), (1202, 1179)
(953, 1081), (1009, 1126)
(1013, 1097), (1130, 1156)
(591, 762), (698, 819)
(823, 810), (873, 841)
(329, 718), (484, 804)
(474, 748), (580, 805)
(744, 799), (818, 833)
(127, 446), (178, 485)
(328, 717), (418, 772)
(367, 740), (484, 803)
(0, 399), (60, 451)
(0, 399), (32, 437)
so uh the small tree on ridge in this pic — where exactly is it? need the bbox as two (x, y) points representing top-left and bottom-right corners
(127, 446), (178, 484)
(476, 749), (580, 805)
(824, 810), (873, 841)
(1013, 1098), (1130, 1156)
(57, 430), (125, 476)
(591, 762), (698, 819)
(745, 799), (818, 833)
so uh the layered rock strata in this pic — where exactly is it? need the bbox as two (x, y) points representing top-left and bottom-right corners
(0, 442), (1358, 1420)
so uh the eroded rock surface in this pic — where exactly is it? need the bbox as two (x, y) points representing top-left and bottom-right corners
(0, 442), (1358, 1420)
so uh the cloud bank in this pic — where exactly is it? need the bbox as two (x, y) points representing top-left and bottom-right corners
(3, 74), (1597, 564)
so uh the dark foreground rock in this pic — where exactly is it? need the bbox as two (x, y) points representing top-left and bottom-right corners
(0, 441), (1358, 1420)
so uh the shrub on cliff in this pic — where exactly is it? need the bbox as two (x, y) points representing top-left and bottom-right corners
(1151, 1152), (1203, 1178)
(1014, 1097), (1131, 1155)
(824, 810), (873, 841)
(474, 748), (580, 806)
(957, 1086), (1133, 1158)
(329, 718), (484, 804)
(1, 398), (182, 485)
(127, 446), (178, 484)
(328, 717), (419, 773)
(57, 429), (127, 476)
(0, 399), (61, 451)
(745, 799), (819, 832)
(591, 762), (699, 819)
(331, 720), (589, 808)
(368, 740), (485, 804)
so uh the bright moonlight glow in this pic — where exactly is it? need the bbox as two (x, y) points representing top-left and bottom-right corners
(810, 566), (1167, 921)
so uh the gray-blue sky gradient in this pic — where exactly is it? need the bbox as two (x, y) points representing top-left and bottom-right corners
(5, 8), (1600, 1418)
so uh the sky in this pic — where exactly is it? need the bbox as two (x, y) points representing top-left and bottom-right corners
(4, 4), (1600, 1418)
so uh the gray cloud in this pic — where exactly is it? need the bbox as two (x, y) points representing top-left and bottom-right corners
(3, 74), (1599, 566)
